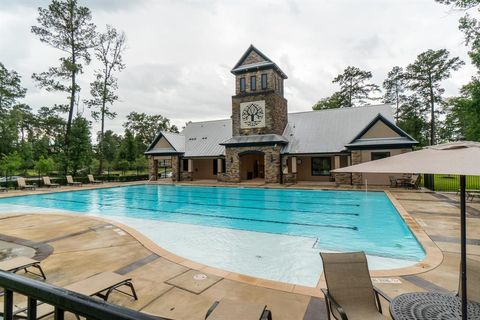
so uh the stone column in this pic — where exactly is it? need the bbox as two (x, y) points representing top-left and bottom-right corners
(351, 151), (363, 185)
(224, 148), (240, 182)
(264, 147), (281, 184)
(188, 159), (193, 173)
(148, 157), (157, 181)
(171, 156), (180, 182)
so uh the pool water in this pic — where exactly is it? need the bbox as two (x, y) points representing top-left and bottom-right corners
(0, 185), (425, 285)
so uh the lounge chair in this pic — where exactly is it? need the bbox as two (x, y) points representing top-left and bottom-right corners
(88, 174), (103, 184)
(405, 174), (421, 189)
(388, 176), (397, 188)
(66, 175), (82, 186)
(205, 299), (272, 320)
(0, 186), (7, 192)
(0, 256), (46, 280)
(469, 192), (480, 201)
(13, 272), (137, 319)
(16, 177), (36, 190)
(42, 176), (60, 188)
(320, 252), (390, 320)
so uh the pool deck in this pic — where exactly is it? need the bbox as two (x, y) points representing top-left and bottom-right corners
(0, 181), (479, 319)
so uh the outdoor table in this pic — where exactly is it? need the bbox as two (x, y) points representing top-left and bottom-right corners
(389, 292), (480, 320)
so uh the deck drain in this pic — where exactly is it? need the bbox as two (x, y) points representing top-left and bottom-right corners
(256, 255), (262, 259)
(193, 273), (207, 281)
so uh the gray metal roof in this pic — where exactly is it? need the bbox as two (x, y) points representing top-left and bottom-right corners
(346, 137), (417, 148)
(163, 131), (186, 152)
(221, 134), (288, 146)
(182, 119), (232, 157)
(146, 104), (410, 157)
(230, 45), (288, 79)
(144, 130), (185, 155)
(281, 104), (396, 154)
(231, 61), (274, 73)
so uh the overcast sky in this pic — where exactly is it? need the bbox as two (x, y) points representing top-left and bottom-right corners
(0, 0), (474, 136)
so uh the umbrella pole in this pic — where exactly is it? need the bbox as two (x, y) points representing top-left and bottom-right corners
(460, 175), (467, 320)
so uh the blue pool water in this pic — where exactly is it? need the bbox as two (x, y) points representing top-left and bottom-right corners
(0, 184), (424, 261)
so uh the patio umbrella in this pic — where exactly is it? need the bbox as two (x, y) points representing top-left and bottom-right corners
(332, 141), (480, 320)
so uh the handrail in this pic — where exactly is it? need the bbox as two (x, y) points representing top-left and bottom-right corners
(0, 270), (170, 320)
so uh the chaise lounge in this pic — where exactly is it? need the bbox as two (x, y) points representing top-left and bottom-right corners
(320, 251), (390, 320)
(16, 177), (36, 191)
(205, 299), (272, 320)
(0, 186), (7, 192)
(13, 271), (138, 319)
(0, 256), (46, 280)
(42, 176), (60, 188)
(66, 175), (82, 186)
(88, 174), (103, 184)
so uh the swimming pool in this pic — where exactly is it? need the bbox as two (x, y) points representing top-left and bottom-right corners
(0, 185), (425, 286)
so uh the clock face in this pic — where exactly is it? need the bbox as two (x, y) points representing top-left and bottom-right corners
(240, 101), (266, 129)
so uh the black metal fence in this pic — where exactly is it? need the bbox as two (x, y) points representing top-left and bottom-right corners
(0, 271), (169, 320)
(423, 174), (480, 192)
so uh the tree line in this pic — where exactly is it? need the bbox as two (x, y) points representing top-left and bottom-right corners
(0, 0), (178, 179)
(313, 0), (480, 146)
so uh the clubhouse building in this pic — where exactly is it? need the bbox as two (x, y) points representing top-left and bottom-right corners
(146, 45), (417, 185)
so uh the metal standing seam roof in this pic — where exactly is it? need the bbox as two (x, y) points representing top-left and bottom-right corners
(221, 134), (288, 146)
(281, 104), (398, 154)
(182, 119), (232, 157)
(147, 104), (413, 157)
(345, 137), (416, 148)
(145, 131), (185, 155)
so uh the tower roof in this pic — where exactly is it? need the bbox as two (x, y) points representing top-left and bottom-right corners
(231, 44), (288, 79)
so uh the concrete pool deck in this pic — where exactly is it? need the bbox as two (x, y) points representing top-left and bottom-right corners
(0, 182), (479, 319)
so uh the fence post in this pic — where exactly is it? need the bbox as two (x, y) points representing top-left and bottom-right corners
(424, 174), (435, 191)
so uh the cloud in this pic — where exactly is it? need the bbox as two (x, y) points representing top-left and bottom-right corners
(0, 0), (475, 139)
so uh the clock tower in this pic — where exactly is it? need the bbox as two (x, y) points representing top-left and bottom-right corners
(220, 45), (289, 183)
(230, 45), (288, 136)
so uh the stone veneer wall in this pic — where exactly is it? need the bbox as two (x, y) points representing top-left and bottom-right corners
(351, 151), (363, 185)
(224, 145), (282, 183)
(171, 156), (180, 182)
(283, 173), (297, 184)
(334, 173), (352, 185)
(148, 157), (157, 181)
(231, 93), (288, 136)
(180, 172), (193, 181)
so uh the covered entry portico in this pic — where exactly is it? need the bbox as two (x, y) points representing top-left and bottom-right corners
(221, 134), (288, 183)
(239, 151), (265, 180)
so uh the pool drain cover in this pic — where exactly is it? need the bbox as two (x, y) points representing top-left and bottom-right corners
(193, 273), (207, 281)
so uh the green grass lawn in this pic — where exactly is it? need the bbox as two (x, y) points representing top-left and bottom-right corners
(423, 174), (480, 192)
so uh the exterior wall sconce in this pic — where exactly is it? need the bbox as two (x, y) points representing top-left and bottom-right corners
(297, 159), (302, 165)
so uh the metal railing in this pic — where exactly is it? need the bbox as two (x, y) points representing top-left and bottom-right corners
(0, 270), (169, 320)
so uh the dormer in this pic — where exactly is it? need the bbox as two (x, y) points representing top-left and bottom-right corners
(231, 45), (287, 97)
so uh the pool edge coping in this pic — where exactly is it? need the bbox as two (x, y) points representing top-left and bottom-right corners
(0, 184), (444, 298)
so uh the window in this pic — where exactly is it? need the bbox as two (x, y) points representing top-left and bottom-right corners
(261, 74), (268, 89)
(213, 159), (218, 175)
(182, 159), (188, 172)
(311, 157), (331, 176)
(240, 77), (246, 92)
(371, 152), (391, 161)
(221, 158), (226, 173)
(250, 75), (256, 91)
